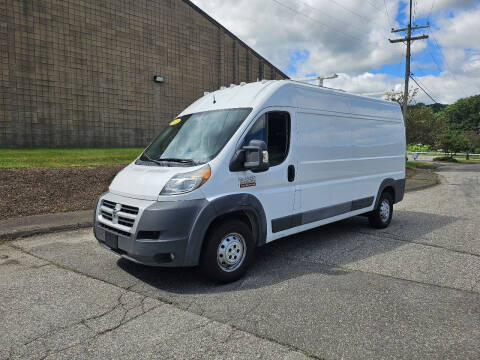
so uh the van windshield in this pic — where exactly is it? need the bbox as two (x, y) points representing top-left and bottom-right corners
(139, 108), (252, 166)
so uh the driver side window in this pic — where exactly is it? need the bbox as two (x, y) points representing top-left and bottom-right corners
(244, 111), (290, 167)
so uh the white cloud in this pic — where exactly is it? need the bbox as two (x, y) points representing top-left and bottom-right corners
(191, 0), (480, 104)
(324, 72), (403, 94)
(191, 0), (403, 75)
(413, 0), (478, 17)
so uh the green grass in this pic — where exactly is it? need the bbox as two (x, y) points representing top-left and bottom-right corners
(406, 161), (429, 169)
(0, 148), (144, 168)
(407, 151), (480, 158)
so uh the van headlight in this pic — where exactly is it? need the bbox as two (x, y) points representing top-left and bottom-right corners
(160, 165), (211, 196)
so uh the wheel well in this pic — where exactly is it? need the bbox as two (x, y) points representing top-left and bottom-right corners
(204, 210), (258, 245)
(382, 186), (395, 202)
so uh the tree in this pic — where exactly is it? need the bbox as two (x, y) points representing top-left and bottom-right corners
(437, 131), (471, 157)
(404, 105), (440, 145)
(464, 130), (480, 159)
(385, 87), (443, 146)
(441, 95), (480, 132)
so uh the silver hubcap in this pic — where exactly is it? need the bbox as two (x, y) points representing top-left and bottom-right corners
(217, 233), (246, 272)
(380, 200), (390, 222)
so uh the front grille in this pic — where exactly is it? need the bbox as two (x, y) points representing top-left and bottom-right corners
(99, 223), (131, 238)
(103, 200), (116, 210)
(99, 199), (139, 231)
(118, 217), (134, 227)
(120, 204), (139, 215)
(101, 210), (113, 221)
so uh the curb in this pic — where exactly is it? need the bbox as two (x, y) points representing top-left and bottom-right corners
(1, 169), (441, 242)
(405, 167), (440, 193)
(0, 221), (93, 241)
(405, 178), (440, 192)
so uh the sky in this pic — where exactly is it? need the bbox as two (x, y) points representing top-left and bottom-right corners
(190, 0), (480, 104)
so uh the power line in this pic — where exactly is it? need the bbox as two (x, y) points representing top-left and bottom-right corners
(383, 0), (394, 29)
(375, 0), (395, 39)
(271, 0), (362, 41)
(419, 21), (471, 100)
(294, 0), (353, 28)
(429, 34), (471, 99)
(410, 75), (438, 103)
(294, 0), (390, 38)
(430, 36), (455, 76)
(427, 0), (436, 21)
(413, 0), (417, 24)
(426, 44), (443, 73)
(366, 0), (382, 12)
(326, 0), (370, 22)
(411, 67), (436, 96)
(327, 0), (391, 40)
(428, 37), (455, 77)
(410, 69), (436, 97)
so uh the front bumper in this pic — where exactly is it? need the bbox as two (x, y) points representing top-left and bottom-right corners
(93, 192), (208, 267)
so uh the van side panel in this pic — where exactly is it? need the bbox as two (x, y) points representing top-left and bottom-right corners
(295, 112), (355, 212)
(349, 97), (403, 122)
(294, 87), (351, 114)
(350, 119), (405, 178)
(292, 93), (404, 234)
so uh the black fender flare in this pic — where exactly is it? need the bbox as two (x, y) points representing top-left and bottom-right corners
(375, 178), (406, 208)
(183, 193), (267, 266)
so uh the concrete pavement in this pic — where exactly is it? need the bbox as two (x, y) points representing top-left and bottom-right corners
(1, 162), (479, 359)
(0, 244), (310, 360)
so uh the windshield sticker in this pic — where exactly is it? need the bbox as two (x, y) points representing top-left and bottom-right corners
(239, 175), (256, 188)
(169, 118), (181, 126)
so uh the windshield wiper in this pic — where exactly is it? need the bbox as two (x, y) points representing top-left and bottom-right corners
(157, 158), (196, 165)
(140, 153), (196, 166)
(141, 152), (164, 166)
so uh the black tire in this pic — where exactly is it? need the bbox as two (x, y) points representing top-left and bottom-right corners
(368, 192), (393, 229)
(199, 219), (255, 283)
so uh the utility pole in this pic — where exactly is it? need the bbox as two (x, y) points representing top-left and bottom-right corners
(389, 0), (429, 120)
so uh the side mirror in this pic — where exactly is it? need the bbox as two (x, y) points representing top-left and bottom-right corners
(229, 140), (269, 172)
(244, 140), (269, 172)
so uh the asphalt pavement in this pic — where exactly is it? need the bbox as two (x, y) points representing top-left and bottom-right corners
(1, 162), (479, 359)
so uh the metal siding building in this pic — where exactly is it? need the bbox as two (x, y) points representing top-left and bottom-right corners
(0, 0), (287, 148)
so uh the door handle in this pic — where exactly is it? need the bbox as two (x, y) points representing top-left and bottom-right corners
(288, 165), (295, 182)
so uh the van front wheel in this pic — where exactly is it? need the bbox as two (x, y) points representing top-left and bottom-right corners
(200, 219), (255, 283)
(368, 192), (393, 229)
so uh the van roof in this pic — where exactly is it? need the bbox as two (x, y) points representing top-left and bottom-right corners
(179, 80), (403, 122)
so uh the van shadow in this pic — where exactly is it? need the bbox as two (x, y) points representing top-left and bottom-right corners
(117, 210), (457, 294)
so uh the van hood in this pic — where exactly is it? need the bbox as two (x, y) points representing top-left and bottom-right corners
(109, 163), (194, 200)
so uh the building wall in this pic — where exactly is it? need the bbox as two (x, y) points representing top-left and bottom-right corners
(0, 0), (287, 148)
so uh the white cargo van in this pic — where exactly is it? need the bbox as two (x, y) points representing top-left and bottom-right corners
(94, 80), (405, 283)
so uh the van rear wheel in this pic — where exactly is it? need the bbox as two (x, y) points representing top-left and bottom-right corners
(368, 192), (393, 229)
(200, 219), (255, 283)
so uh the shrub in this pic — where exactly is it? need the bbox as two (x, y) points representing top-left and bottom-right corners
(407, 144), (432, 152)
(433, 156), (458, 162)
(437, 131), (471, 157)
